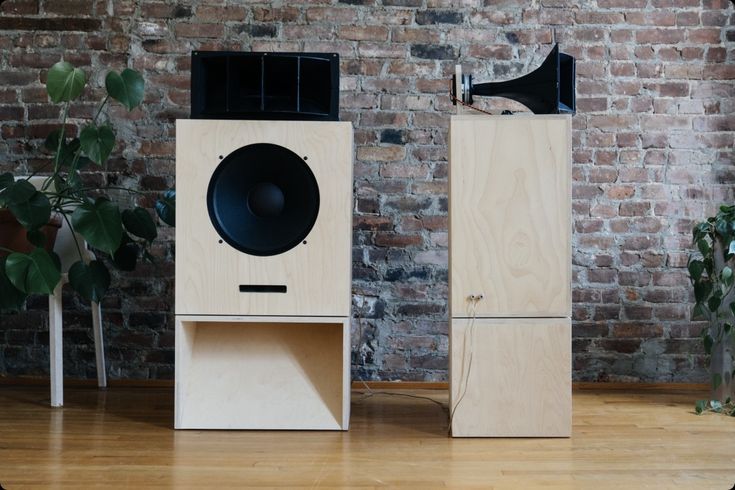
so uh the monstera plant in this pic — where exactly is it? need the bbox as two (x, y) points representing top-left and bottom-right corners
(688, 204), (735, 414)
(0, 61), (175, 312)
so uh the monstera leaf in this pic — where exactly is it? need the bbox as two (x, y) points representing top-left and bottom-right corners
(105, 69), (144, 111)
(4, 248), (61, 295)
(8, 191), (52, 230)
(68, 260), (110, 302)
(80, 124), (115, 165)
(122, 207), (157, 243)
(46, 61), (86, 103)
(155, 189), (175, 226)
(0, 257), (27, 312)
(72, 197), (123, 255)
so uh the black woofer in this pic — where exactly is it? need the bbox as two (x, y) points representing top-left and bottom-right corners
(207, 143), (320, 256)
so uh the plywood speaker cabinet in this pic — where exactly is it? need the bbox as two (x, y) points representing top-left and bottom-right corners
(175, 119), (353, 430)
(449, 114), (572, 437)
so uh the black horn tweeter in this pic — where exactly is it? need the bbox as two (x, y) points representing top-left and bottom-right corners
(452, 43), (576, 115)
(207, 143), (320, 256)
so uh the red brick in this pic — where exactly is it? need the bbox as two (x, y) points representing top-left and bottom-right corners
(174, 23), (224, 38)
(0, 0), (39, 15)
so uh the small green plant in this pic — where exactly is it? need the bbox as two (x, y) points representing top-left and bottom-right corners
(0, 61), (175, 311)
(695, 398), (735, 416)
(688, 204), (735, 412)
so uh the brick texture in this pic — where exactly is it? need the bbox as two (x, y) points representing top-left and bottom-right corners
(0, 0), (733, 382)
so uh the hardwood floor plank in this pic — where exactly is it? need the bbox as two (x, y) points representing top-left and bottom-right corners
(0, 386), (733, 488)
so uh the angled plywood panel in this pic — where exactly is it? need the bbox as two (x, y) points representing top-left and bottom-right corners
(175, 316), (350, 430)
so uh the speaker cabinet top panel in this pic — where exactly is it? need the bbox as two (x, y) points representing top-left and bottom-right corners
(191, 52), (340, 121)
(450, 115), (571, 318)
(175, 120), (353, 317)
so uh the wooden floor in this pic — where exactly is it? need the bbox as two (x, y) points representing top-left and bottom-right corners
(0, 385), (733, 489)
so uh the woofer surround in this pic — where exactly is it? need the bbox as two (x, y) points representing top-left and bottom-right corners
(206, 143), (320, 256)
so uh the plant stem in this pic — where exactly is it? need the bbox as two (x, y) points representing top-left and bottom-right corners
(60, 185), (148, 196)
(93, 95), (109, 124)
(59, 211), (86, 265)
(48, 101), (70, 189)
(23, 159), (55, 181)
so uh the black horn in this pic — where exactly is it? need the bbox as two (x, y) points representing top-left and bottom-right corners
(452, 43), (576, 115)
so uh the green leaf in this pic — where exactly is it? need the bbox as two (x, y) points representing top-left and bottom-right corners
(730, 302), (735, 318)
(0, 179), (35, 208)
(46, 61), (86, 103)
(5, 248), (61, 294)
(142, 249), (155, 264)
(715, 219), (729, 238)
(44, 131), (86, 169)
(703, 257), (714, 276)
(122, 207), (157, 242)
(708, 295), (721, 312)
(155, 189), (175, 226)
(105, 69), (144, 111)
(688, 260), (705, 280)
(695, 399), (706, 414)
(71, 197), (123, 256)
(8, 191), (51, 230)
(79, 124), (115, 165)
(704, 334), (714, 355)
(112, 241), (138, 271)
(0, 257), (27, 312)
(692, 302), (708, 320)
(693, 222), (709, 245)
(697, 239), (710, 257)
(0, 172), (13, 191)
(722, 266), (734, 287)
(713, 373), (723, 391)
(694, 281), (713, 304)
(68, 260), (110, 303)
(26, 229), (46, 248)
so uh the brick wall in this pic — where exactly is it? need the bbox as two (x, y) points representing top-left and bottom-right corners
(0, 0), (732, 382)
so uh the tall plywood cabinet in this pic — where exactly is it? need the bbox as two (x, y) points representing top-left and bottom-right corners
(449, 115), (572, 437)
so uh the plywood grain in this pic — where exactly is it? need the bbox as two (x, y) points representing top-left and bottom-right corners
(450, 317), (571, 437)
(449, 115), (571, 318)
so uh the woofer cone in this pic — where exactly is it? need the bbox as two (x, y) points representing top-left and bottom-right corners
(207, 143), (320, 256)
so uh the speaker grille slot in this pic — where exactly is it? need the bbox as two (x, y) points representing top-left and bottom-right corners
(239, 285), (287, 293)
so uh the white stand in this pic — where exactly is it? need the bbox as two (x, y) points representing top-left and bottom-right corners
(48, 276), (107, 407)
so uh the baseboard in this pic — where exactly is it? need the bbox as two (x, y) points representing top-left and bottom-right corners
(574, 382), (708, 392)
(0, 376), (709, 392)
(0, 376), (174, 388)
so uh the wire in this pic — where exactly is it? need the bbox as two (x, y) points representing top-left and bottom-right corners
(449, 80), (496, 116)
(448, 297), (479, 434)
(353, 306), (448, 412)
(354, 379), (447, 410)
